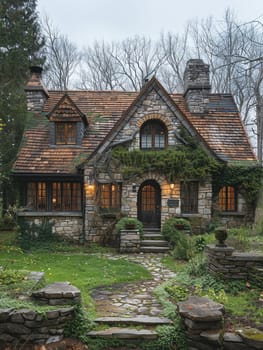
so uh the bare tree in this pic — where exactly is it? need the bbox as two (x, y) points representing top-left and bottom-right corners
(42, 17), (81, 90)
(79, 41), (121, 90)
(159, 29), (190, 92)
(79, 36), (166, 91)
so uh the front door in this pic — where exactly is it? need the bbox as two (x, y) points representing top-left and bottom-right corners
(138, 180), (161, 228)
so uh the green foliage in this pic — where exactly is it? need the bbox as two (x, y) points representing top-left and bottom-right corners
(115, 216), (143, 234)
(17, 219), (58, 251)
(112, 145), (219, 181)
(64, 304), (94, 343)
(194, 235), (207, 252)
(0, 213), (16, 230)
(164, 283), (189, 302)
(162, 217), (191, 244)
(226, 227), (250, 251)
(0, 0), (45, 209)
(162, 217), (192, 260)
(0, 269), (27, 285)
(186, 254), (207, 277)
(172, 235), (192, 260)
(212, 164), (262, 206)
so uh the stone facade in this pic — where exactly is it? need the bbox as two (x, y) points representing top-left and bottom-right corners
(83, 88), (214, 242)
(18, 212), (83, 242)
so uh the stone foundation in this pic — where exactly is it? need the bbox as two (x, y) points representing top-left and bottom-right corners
(18, 212), (83, 242)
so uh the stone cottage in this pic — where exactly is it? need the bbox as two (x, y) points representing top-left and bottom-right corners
(13, 59), (257, 243)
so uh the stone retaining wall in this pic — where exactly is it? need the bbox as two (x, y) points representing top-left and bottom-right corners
(0, 307), (75, 346)
(178, 296), (263, 350)
(119, 229), (140, 253)
(206, 244), (263, 280)
(0, 282), (80, 347)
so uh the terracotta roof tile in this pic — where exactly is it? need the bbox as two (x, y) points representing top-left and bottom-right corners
(13, 88), (256, 175)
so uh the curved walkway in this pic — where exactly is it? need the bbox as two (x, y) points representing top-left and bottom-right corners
(91, 253), (176, 317)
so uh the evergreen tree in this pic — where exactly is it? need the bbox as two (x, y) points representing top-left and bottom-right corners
(0, 0), (45, 213)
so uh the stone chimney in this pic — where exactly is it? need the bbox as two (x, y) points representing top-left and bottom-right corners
(24, 66), (49, 113)
(183, 59), (211, 114)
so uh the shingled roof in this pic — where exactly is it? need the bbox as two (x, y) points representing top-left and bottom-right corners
(13, 80), (256, 175)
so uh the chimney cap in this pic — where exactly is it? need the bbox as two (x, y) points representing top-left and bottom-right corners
(29, 66), (43, 74)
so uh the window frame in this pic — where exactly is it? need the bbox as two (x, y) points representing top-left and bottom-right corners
(218, 186), (237, 212)
(55, 122), (77, 145)
(140, 120), (167, 150)
(180, 181), (199, 214)
(99, 183), (121, 212)
(26, 181), (82, 212)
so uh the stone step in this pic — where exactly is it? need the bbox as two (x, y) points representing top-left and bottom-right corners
(141, 240), (169, 247)
(143, 233), (163, 240)
(140, 246), (171, 253)
(94, 316), (173, 326)
(87, 327), (158, 340)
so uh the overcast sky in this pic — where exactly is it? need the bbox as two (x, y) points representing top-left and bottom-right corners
(37, 0), (263, 47)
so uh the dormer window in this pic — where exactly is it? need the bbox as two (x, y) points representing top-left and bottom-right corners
(140, 120), (167, 150)
(55, 122), (77, 145)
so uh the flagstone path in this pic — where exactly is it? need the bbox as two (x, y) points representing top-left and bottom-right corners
(91, 253), (176, 318)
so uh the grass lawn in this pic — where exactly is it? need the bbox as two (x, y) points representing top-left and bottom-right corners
(0, 232), (151, 316)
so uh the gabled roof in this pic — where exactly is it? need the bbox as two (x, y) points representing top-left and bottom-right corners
(13, 79), (256, 175)
(48, 93), (87, 125)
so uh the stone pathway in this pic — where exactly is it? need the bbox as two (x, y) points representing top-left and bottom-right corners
(91, 253), (176, 318)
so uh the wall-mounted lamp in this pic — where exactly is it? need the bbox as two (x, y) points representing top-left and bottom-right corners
(170, 183), (175, 190)
(85, 175), (95, 195)
(132, 183), (137, 193)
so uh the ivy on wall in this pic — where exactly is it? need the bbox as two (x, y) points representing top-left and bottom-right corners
(212, 164), (262, 206)
(111, 145), (219, 182)
(111, 144), (262, 207)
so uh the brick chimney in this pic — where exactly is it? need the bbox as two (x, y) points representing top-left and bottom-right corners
(25, 66), (49, 112)
(183, 59), (211, 114)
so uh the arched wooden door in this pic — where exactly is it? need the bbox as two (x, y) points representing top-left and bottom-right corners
(138, 180), (161, 228)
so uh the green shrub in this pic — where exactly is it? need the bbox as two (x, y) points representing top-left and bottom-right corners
(187, 254), (207, 277)
(172, 234), (192, 260)
(115, 217), (143, 234)
(164, 283), (189, 302)
(0, 214), (16, 231)
(17, 219), (58, 251)
(162, 218), (191, 244)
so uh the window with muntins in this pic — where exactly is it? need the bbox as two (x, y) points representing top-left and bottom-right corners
(55, 122), (77, 145)
(99, 183), (121, 212)
(26, 182), (81, 211)
(140, 120), (167, 150)
(181, 181), (199, 213)
(218, 186), (237, 211)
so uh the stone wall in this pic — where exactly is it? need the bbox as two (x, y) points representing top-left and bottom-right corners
(206, 244), (263, 280)
(18, 212), (83, 242)
(178, 296), (263, 350)
(119, 229), (140, 253)
(0, 307), (75, 346)
(0, 282), (80, 346)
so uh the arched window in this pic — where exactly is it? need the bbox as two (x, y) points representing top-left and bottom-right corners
(218, 186), (237, 211)
(140, 120), (167, 150)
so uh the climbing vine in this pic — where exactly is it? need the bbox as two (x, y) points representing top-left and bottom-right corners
(111, 145), (219, 182)
(212, 164), (262, 205)
(111, 144), (262, 207)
